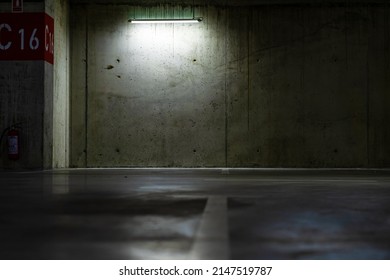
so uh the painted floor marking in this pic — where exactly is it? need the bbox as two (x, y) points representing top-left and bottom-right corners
(189, 196), (230, 259)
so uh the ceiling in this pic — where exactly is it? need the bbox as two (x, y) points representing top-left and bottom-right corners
(68, 0), (389, 5)
(0, 0), (387, 4)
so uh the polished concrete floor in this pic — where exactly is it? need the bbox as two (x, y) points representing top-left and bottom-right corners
(0, 168), (389, 260)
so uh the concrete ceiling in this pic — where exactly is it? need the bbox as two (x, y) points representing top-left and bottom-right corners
(0, 0), (385, 4)
(69, 0), (389, 5)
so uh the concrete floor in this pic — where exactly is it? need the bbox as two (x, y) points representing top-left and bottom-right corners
(0, 169), (389, 260)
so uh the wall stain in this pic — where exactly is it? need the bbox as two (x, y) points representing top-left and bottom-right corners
(189, 119), (196, 127)
(210, 101), (219, 111)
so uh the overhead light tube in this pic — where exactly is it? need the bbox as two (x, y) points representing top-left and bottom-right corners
(128, 18), (202, 24)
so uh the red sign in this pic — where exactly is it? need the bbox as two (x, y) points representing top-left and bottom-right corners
(0, 13), (54, 64)
(12, 0), (23, 13)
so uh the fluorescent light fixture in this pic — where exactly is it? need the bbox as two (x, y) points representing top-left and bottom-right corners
(128, 18), (202, 24)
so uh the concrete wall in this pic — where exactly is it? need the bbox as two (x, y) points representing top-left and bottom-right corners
(228, 5), (390, 167)
(66, 3), (388, 168)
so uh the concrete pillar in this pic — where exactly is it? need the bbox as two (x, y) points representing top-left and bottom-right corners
(47, 0), (70, 169)
(0, 0), (69, 170)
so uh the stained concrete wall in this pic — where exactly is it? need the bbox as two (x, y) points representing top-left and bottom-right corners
(70, 3), (390, 168)
(45, 0), (70, 169)
(51, 0), (70, 168)
(0, 0), (69, 169)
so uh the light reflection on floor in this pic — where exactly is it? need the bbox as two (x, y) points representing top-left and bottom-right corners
(0, 168), (389, 260)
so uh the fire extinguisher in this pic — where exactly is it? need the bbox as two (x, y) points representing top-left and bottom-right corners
(7, 128), (20, 160)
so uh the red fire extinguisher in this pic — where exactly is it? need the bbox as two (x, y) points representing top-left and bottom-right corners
(7, 128), (19, 160)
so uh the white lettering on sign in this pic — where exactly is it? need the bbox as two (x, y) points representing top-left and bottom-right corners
(12, 0), (23, 13)
(18, 28), (24, 49)
(0, 13), (54, 64)
(0, 25), (40, 51)
(0, 23), (12, 50)
(45, 25), (54, 54)
(29, 28), (39, 50)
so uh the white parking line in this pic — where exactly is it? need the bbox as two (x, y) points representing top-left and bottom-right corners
(189, 196), (230, 259)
